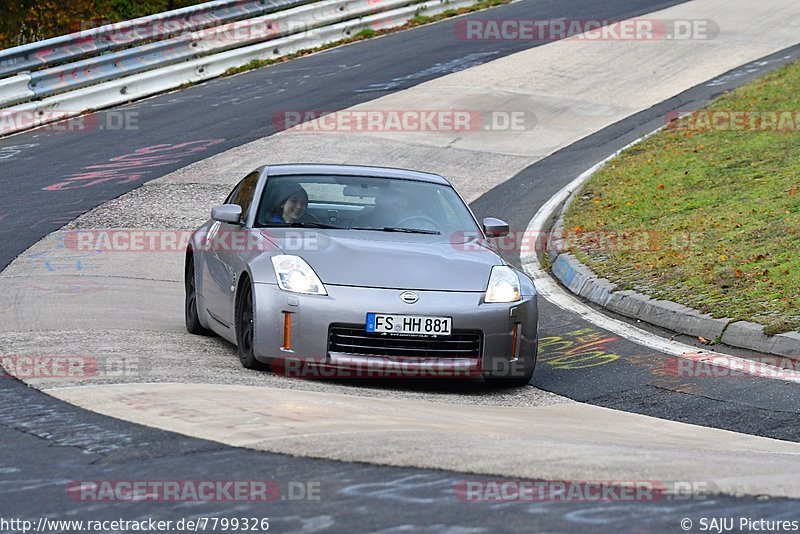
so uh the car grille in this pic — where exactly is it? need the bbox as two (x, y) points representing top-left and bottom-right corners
(328, 325), (482, 359)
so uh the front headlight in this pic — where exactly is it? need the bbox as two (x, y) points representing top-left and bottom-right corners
(271, 255), (327, 295)
(485, 265), (521, 303)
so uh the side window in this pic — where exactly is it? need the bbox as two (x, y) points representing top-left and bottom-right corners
(224, 182), (242, 205)
(225, 172), (260, 222)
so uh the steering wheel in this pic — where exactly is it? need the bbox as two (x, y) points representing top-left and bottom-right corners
(394, 214), (440, 231)
(302, 210), (322, 224)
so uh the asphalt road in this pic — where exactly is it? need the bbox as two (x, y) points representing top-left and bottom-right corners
(2, 0), (800, 529)
(2, 375), (799, 533)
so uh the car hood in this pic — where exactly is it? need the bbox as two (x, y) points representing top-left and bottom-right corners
(263, 230), (502, 291)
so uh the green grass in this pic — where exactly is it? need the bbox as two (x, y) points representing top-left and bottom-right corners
(355, 28), (377, 39)
(562, 60), (800, 335)
(223, 0), (511, 76)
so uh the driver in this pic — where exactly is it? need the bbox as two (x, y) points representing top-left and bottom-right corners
(269, 184), (309, 224)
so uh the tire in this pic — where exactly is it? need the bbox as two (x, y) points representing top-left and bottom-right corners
(185, 253), (212, 336)
(235, 280), (269, 370)
(482, 351), (536, 388)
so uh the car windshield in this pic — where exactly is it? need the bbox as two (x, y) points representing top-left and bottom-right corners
(255, 174), (480, 236)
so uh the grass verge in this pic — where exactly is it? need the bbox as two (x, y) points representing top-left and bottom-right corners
(562, 59), (800, 335)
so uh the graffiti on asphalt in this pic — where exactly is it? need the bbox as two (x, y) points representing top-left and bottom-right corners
(28, 233), (103, 272)
(42, 139), (225, 190)
(538, 328), (621, 369)
(0, 143), (39, 160)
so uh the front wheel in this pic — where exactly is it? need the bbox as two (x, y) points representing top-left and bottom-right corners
(482, 352), (536, 388)
(236, 281), (269, 370)
(185, 254), (212, 336)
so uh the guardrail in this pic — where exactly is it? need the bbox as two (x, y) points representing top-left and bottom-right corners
(0, 0), (477, 136)
(0, 0), (314, 78)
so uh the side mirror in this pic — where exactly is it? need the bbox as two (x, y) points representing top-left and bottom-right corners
(482, 217), (509, 238)
(211, 204), (243, 225)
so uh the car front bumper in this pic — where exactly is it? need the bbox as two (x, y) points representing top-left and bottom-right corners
(252, 282), (537, 378)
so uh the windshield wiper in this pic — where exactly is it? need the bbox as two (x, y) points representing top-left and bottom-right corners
(288, 221), (343, 229)
(260, 221), (343, 229)
(350, 226), (441, 235)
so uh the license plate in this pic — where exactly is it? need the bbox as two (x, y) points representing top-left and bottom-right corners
(366, 313), (452, 336)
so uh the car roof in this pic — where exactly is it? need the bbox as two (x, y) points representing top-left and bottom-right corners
(264, 164), (450, 186)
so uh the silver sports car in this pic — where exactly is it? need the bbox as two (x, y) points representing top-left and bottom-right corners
(185, 164), (538, 386)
